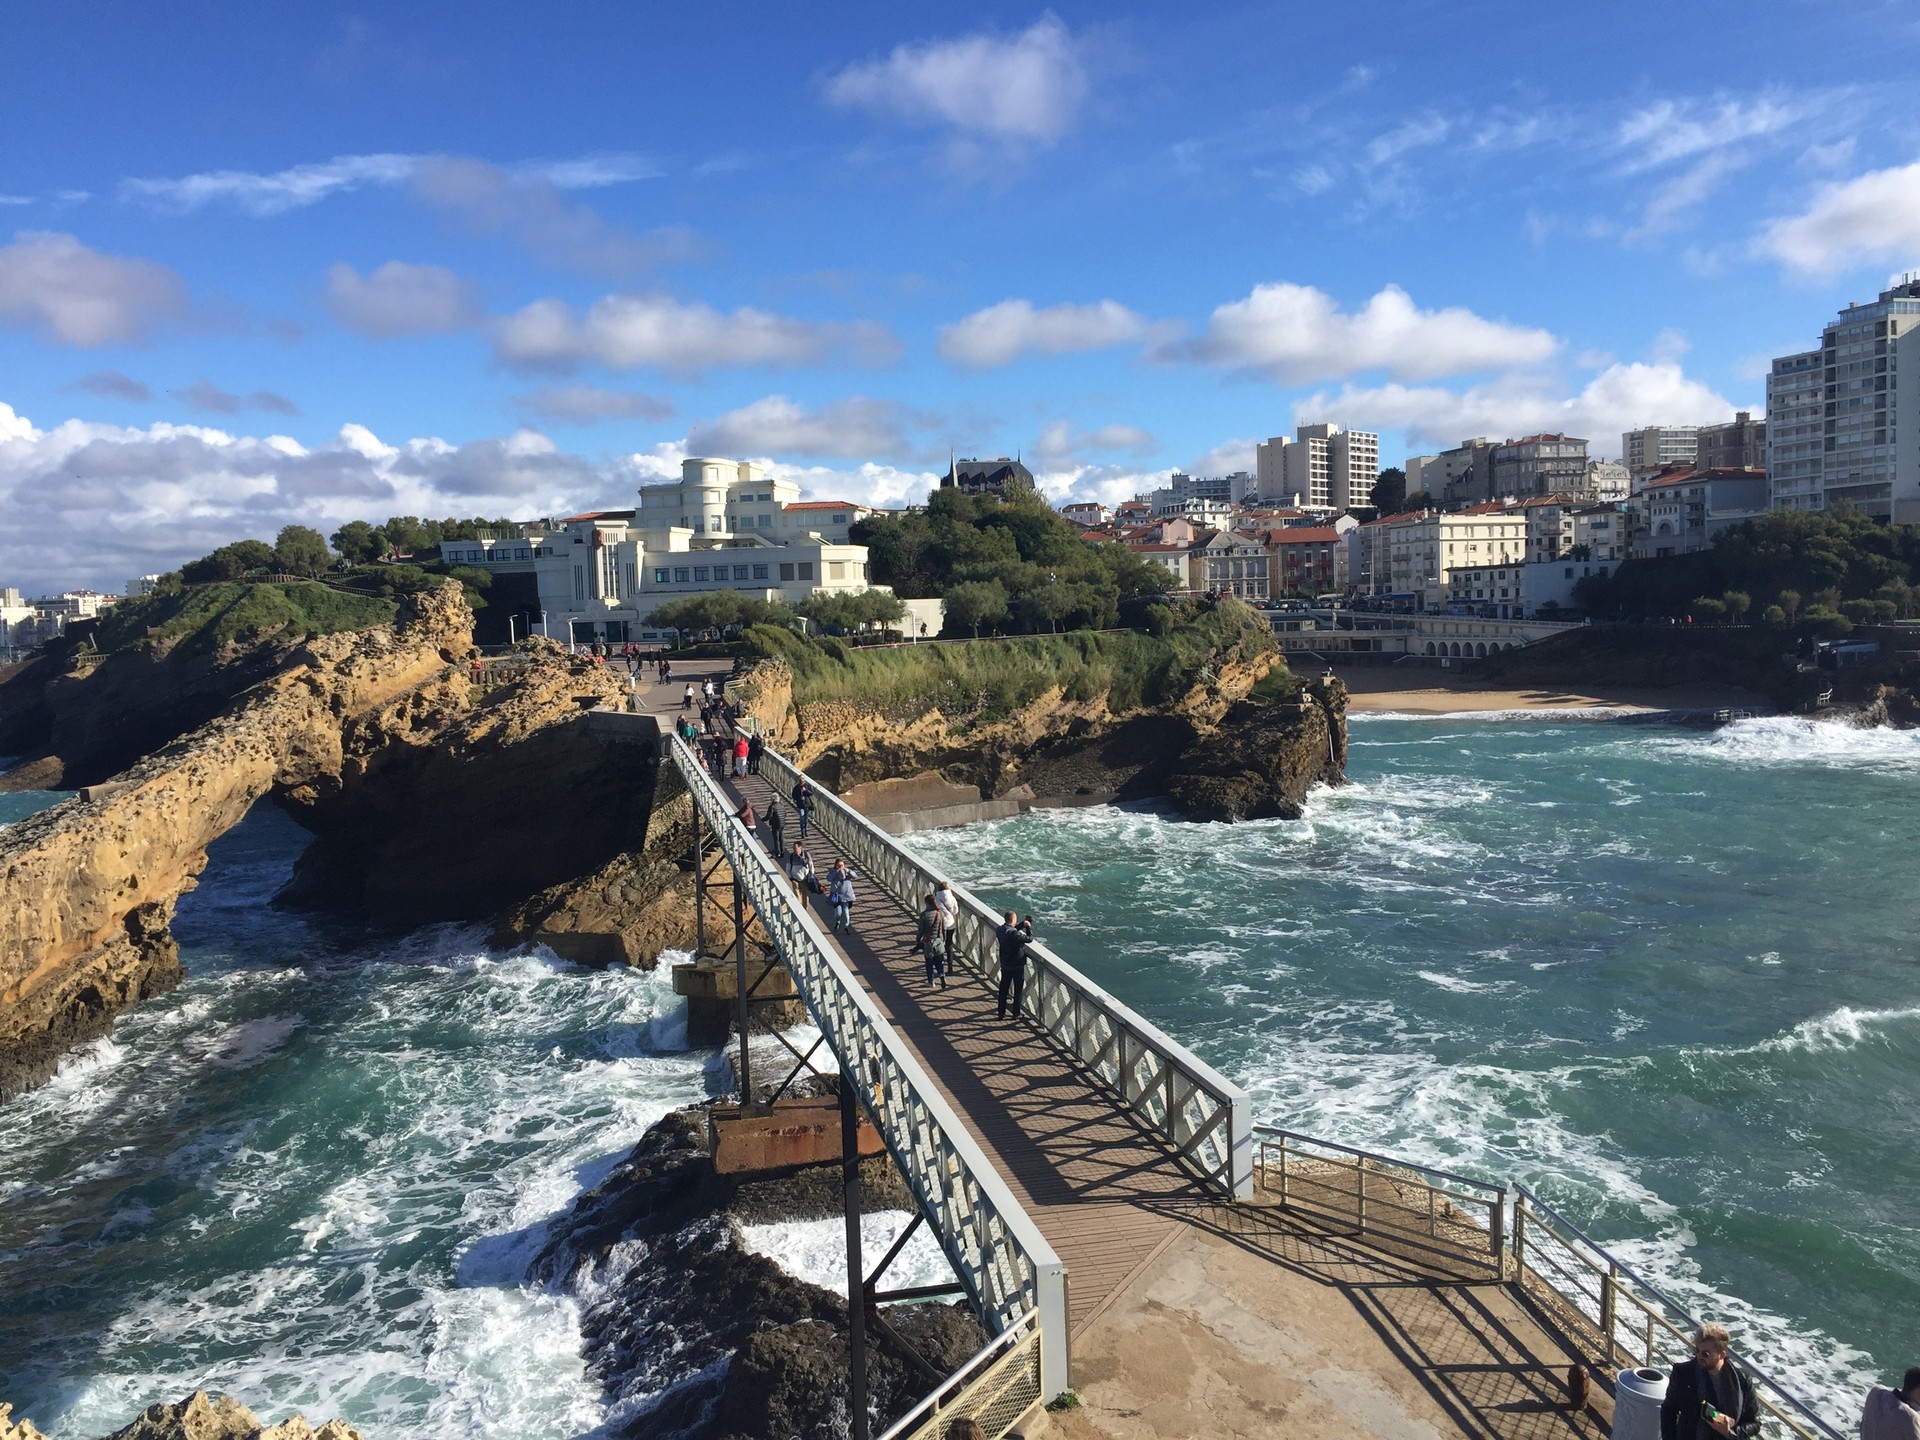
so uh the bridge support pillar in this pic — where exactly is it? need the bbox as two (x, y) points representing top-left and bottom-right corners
(734, 881), (751, 1108)
(690, 805), (706, 960)
(841, 1074), (869, 1440)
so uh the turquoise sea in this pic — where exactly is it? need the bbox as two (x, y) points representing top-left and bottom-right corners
(2, 716), (1916, 1432)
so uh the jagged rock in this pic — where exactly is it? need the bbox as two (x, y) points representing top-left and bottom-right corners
(0, 1401), (51, 1440)
(1163, 676), (1349, 822)
(93, 1391), (361, 1440)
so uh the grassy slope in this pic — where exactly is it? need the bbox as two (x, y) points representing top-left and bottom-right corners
(745, 600), (1292, 729)
(92, 582), (397, 660)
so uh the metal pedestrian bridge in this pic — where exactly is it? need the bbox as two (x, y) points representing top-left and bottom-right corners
(660, 725), (1845, 1440)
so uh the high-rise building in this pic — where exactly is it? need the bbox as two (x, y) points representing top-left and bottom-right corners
(1696, 411), (1766, 470)
(1491, 434), (1589, 499)
(1768, 274), (1920, 520)
(1255, 422), (1378, 509)
(1621, 425), (1699, 481)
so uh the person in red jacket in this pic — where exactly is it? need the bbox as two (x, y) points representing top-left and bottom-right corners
(732, 734), (749, 776)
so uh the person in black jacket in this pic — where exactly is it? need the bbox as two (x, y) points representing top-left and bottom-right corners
(995, 911), (1029, 1020)
(1662, 1325), (1760, 1440)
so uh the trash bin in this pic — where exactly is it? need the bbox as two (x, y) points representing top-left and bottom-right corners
(1613, 1366), (1668, 1440)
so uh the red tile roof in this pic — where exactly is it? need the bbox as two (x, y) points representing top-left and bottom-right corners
(785, 500), (863, 511)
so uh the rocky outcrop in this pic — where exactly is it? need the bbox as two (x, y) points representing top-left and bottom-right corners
(732, 625), (1348, 823)
(0, 1394), (360, 1440)
(533, 1106), (983, 1440)
(1165, 676), (1349, 822)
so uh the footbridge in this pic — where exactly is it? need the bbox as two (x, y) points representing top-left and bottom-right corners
(651, 692), (1845, 1440)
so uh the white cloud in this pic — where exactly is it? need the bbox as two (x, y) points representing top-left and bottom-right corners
(1031, 419), (1157, 467)
(1630, 151), (1749, 239)
(323, 261), (480, 337)
(0, 231), (189, 348)
(492, 292), (899, 373)
(1188, 437), (1257, 475)
(1300, 361), (1739, 453)
(410, 156), (700, 279)
(172, 381), (301, 416)
(1616, 96), (1805, 172)
(513, 385), (676, 424)
(1756, 160), (1920, 277)
(686, 395), (936, 461)
(1185, 282), (1558, 383)
(118, 149), (663, 217)
(1367, 115), (1449, 166)
(826, 14), (1088, 145)
(938, 298), (1154, 368)
(0, 399), (627, 593)
(121, 153), (419, 216)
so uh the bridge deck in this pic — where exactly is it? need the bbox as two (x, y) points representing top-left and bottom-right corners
(718, 761), (1206, 1335)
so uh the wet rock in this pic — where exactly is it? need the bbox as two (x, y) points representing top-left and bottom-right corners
(91, 1391), (361, 1440)
(1163, 676), (1349, 822)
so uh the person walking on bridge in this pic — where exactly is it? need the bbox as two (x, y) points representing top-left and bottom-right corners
(793, 779), (815, 838)
(916, 894), (948, 988)
(764, 797), (785, 854)
(733, 734), (749, 776)
(934, 880), (959, 953)
(1660, 1324), (1760, 1440)
(681, 682), (694, 711)
(996, 911), (1029, 1020)
(784, 841), (814, 900)
(827, 860), (857, 932)
(747, 732), (764, 776)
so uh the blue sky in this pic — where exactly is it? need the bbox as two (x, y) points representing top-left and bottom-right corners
(4, 1), (1920, 591)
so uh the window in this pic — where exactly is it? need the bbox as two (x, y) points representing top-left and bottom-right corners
(673, 567), (690, 583)
(653, 568), (669, 584)
(752, 564), (769, 580)
(779, 562), (795, 581)
(833, 514), (846, 524)
(693, 566), (710, 582)
(799, 562), (814, 580)
(829, 561), (845, 580)
(733, 565), (750, 580)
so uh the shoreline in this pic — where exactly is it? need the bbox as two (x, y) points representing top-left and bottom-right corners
(1332, 669), (1767, 718)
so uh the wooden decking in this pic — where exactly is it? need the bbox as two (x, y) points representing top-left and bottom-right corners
(721, 761), (1206, 1335)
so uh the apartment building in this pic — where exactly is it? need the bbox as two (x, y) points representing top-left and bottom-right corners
(1696, 411), (1766, 471)
(1350, 505), (1529, 610)
(1266, 526), (1348, 595)
(1191, 530), (1271, 599)
(1768, 274), (1920, 520)
(1447, 558), (1615, 619)
(1255, 422), (1379, 509)
(1621, 425), (1699, 482)
(1492, 434), (1590, 499)
(1637, 468), (1769, 558)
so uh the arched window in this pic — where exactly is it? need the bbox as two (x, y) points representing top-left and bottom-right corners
(1476, 642), (1488, 657)
(1425, 641), (1436, 656)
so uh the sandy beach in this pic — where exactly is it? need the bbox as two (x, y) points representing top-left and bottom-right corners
(1332, 667), (1765, 716)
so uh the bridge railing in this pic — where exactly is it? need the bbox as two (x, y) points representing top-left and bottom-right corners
(1510, 1186), (1842, 1440)
(755, 743), (1253, 1201)
(665, 736), (1069, 1403)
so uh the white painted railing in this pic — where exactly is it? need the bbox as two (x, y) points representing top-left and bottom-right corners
(755, 743), (1253, 1200)
(666, 736), (1069, 1401)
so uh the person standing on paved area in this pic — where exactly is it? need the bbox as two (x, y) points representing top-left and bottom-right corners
(916, 893), (948, 988)
(764, 798), (785, 854)
(1660, 1324), (1760, 1440)
(793, 779), (815, 837)
(784, 841), (814, 900)
(733, 734), (749, 776)
(682, 683), (694, 710)
(996, 911), (1029, 1020)
(1863, 1370), (1920, 1440)
(747, 733), (764, 776)
(827, 860), (857, 931)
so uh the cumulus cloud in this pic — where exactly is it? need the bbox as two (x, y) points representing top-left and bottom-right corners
(171, 381), (301, 416)
(686, 395), (938, 461)
(513, 385), (676, 424)
(1187, 437), (1258, 475)
(826, 13), (1088, 146)
(117, 149), (662, 217)
(1756, 161), (1920, 277)
(1299, 361), (1739, 452)
(67, 370), (153, 403)
(1183, 282), (1558, 383)
(492, 292), (899, 374)
(1032, 419), (1157, 467)
(411, 156), (700, 279)
(323, 260), (480, 337)
(0, 231), (189, 347)
(0, 399), (628, 593)
(939, 298), (1154, 368)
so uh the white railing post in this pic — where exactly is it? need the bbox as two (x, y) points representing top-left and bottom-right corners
(1229, 1089), (1254, 1200)
(1036, 1260), (1069, 1402)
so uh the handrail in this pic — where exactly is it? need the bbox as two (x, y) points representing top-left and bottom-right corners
(665, 736), (1069, 1401)
(753, 740), (1253, 1200)
(875, 1310), (1039, 1440)
(1511, 1185), (1843, 1440)
(1252, 1124), (1504, 1198)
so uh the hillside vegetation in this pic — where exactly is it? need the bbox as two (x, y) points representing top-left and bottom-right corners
(741, 597), (1291, 728)
(92, 581), (397, 659)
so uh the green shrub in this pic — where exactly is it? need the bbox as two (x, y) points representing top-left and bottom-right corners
(92, 581), (396, 659)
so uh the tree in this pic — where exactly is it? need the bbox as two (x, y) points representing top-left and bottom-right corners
(181, 539), (275, 585)
(1762, 604), (1787, 626)
(331, 520), (385, 565)
(1690, 596), (1727, 621)
(1401, 490), (1434, 512)
(273, 525), (332, 577)
(1369, 467), (1407, 513)
(1777, 588), (1802, 622)
(1720, 590), (1751, 623)
(943, 579), (1010, 638)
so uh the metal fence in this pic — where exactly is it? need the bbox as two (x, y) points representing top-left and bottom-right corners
(876, 1312), (1044, 1440)
(665, 736), (1069, 1401)
(1510, 1186), (1843, 1440)
(753, 742), (1253, 1200)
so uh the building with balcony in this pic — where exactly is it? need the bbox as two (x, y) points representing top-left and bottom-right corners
(1256, 422), (1378, 510)
(1696, 411), (1766, 471)
(1637, 468), (1768, 558)
(1621, 425), (1699, 483)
